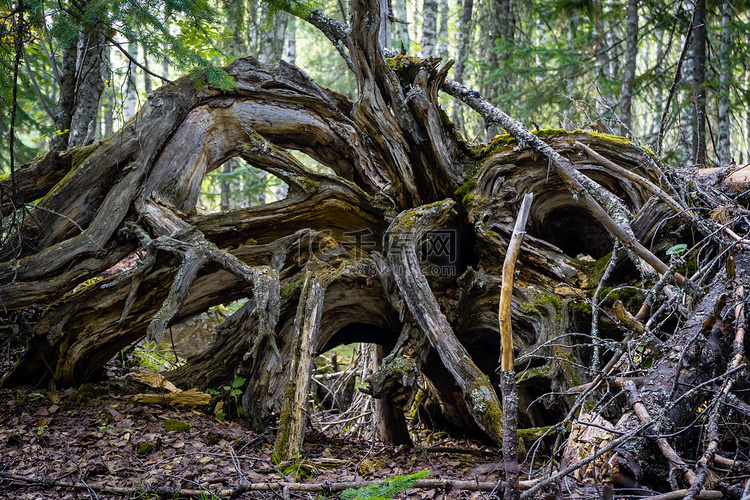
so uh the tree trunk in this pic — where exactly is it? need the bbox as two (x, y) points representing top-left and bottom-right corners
(420, 0), (437, 58)
(436, 0), (449, 58)
(123, 42), (138, 122)
(451, 0), (473, 130)
(392, 0), (410, 51)
(716, 0), (732, 166)
(692, 0), (707, 167)
(619, 0), (637, 135)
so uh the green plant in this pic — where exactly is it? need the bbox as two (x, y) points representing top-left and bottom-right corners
(163, 419), (191, 432)
(133, 340), (179, 372)
(666, 243), (688, 256)
(339, 470), (430, 500)
(215, 376), (246, 419)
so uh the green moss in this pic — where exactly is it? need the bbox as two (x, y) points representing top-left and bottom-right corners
(454, 178), (478, 207)
(280, 279), (305, 299)
(571, 301), (593, 316)
(272, 379), (297, 463)
(475, 134), (516, 160)
(587, 131), (633, 145)
(70, 142), (100, 167)
(202, 432), (220, 446)
(395, 200), (446, 232)
(62, 276), (104, 298)
(532, 128), (573, 138)
(61, 383), (104, 410)
(518, 302), (542, 316)
(600, 286), (644, 308)
(385, 53), (421, 70)
(535, 293), (561, 312)
(553, 347), (582, 387)
(136, 442), (153, 455)
(516, 364), (551, 381)
(163, 419), (191, 432)
(517, 425), (555, 441)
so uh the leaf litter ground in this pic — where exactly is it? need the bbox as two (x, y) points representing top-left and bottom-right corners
(0, 360), (506, 499)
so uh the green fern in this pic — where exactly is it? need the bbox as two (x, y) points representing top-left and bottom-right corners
(339, 470), (430, 500)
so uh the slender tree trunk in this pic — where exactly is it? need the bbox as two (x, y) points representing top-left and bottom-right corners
(692, 0), (707, 166)
(451, 0), (473, 130)
(619, 0), (638, 135)
(436, 0), (449, 58)
(562, 13), (578, 123)
(259, 7), (287, 63)
(679, 4), (695, 163)
(716, 0), (732, 165)
(143, 53), (152, 94)
(649, 27), (664, 141)
(102, 45), (113, 138)
(285, 17), (297, 65)
(68, 24), (106, 147)
(420, 0), (437, 57)
(219, 161), (235, 212)
(123, 42), (138, 122)
(50, 37), (78, 151)
(594, 1), (612, 116)
(392, 0), (410, 51)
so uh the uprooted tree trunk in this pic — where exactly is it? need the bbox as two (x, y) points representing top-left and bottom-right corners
(2, 0), (749, 494)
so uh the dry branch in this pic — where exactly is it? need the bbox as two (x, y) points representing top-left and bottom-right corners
(0, 470), (544, 496)
(442, 78), (688, 286)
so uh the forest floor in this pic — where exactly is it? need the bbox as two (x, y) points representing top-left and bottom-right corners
(0, 358), (508, 500)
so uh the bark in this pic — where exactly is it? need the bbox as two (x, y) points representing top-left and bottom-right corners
(273, 273), (324, 461)
(436, 0), (449, 58)
(619, 0), (638, 135)
(123, 42), (138, 122)
(716, 0), (732, 166)
(0, 0), (726, 467)
(49, 38), (78, 151)
(391, 0), (409, 51)
(450, 0), (473, 129)
(420, 0), (437, 58)
(692, 0), (707, 167)
(285, 16), (297, 66)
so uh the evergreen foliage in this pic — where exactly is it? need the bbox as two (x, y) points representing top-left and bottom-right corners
(339, 470), (430, 500)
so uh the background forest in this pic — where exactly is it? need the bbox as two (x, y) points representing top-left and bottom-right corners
(3, 0), (750, 208)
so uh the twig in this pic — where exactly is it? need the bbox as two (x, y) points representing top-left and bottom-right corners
(624, 379), (696, 484)
(657, 11), (696, 156)
(684, 284), (747, 500)
(105, 35), (175, 85)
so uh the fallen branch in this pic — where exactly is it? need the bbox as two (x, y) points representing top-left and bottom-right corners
(442, 78), (689, 286)
(499, 192), (533, 500)
(684, 284), (747, 500)
(0, 470), (542, 497)
(623, 379), (696, 484)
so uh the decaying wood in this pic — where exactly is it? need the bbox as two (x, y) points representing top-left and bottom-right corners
(385, 199), (504, 445)
(498, 192), (533, 500)
(3, 0), (750, 496)
(273, 273), (324, 461)
(0, 470), (542, 496)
